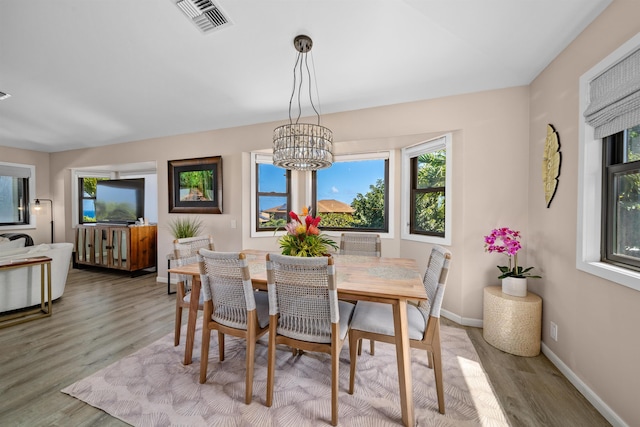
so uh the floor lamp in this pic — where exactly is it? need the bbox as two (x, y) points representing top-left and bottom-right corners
(34, 198), (54, 243)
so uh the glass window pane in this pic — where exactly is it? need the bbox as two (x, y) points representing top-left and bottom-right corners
(0, 176), (27, 224)
(625, 125), (640, 163)
(614, 168), (640, 260)
(83, 199), (97, 223)
(316, 159), (386, 230)
(258, 196), (287, 229)
(416, 149), (446, 189)
(413, 191), (445, 234)
(258, 164), (287, 193)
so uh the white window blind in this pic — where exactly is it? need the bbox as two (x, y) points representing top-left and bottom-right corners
(584, 47), (640, 138)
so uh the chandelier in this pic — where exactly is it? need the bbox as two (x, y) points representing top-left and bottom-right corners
(273, 35), (333, 171)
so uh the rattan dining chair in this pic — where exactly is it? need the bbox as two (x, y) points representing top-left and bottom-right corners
(339, 232), (381, 355)
(197, 250), (270, 404)
(348, 245), (452, 414)
(339, 232), (381, 257)
(173, 235), (215, 346)
(265, 253), (355, 426)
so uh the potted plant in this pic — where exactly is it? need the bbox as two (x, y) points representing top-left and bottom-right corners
(168, 216), (203, 239)
(278, 207), (338, 257)
(483, 227), (541, 297)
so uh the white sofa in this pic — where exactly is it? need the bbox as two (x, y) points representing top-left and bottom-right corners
(0, 242), (73, 313)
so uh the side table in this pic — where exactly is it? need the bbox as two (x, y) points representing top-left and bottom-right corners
(483, 285), (542, 357)
(0, 256), (52, 328)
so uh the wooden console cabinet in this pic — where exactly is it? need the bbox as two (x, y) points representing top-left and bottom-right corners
(75, 224), (157, 272)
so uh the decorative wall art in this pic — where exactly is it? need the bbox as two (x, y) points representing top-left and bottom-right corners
(168, 156), (223, 214)
(542, 124), (561, 208)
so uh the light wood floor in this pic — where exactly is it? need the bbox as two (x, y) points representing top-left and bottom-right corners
(0, 267), (610, 427)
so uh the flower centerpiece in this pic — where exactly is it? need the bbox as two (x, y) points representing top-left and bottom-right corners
(279, 207), (338, 257)
(483, 227), (540, 297)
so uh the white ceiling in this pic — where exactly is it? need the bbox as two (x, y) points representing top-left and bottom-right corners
(0, 0), (611, 153)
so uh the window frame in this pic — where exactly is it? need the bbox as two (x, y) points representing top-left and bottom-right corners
(401, 134), (452, 245)
(250, 152), (294, 237)
(71, 170), (114, 228)
(311, 152), (391, 234)
(578, 31), (640, 293)
(0, 161), (36, 230)
(601, 130), (640, 271)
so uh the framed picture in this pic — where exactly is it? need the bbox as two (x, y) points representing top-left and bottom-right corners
(168, 156), (223, 214)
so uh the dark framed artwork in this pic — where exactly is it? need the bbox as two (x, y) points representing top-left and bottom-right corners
(168, 156), (223, 214)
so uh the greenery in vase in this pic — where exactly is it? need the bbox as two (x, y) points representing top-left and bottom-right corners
(168, 216), (203, 239)
(279, 207), (338, 257)
(483, 227), (541, 279)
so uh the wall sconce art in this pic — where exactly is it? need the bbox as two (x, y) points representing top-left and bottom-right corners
(542, 124), (561, 208)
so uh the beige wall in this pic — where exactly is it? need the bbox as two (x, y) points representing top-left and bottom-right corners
(529, 1), (640, 425)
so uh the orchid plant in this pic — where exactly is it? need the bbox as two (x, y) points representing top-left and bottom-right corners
(278, 207), (338, 257)
(483, 227), (541, 279)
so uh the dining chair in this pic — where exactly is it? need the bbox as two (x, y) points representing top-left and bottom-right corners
(339, 232), (381, 257)
(173, 235), (215, 346)
(197, 250), (270, 404)
(339, 232), (381, 355)
(265, 253), (355, 426)
(348, 245), (452, 414)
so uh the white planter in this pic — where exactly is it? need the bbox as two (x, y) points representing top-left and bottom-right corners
(501, 277), (527, 297)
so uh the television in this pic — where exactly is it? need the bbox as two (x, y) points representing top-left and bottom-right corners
(95, 178), (145, 224)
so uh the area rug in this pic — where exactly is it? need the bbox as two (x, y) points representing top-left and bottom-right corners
(62, 322), (509, 426)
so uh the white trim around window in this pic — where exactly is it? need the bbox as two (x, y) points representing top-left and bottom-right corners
(70, 169), (114, 228)
(578, 32), (640, 293)
(400, 133), (452, 246)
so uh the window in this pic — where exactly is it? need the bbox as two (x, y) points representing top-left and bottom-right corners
(0, 162), (35, 228)
(401, 134), (452, 245)
(602, 126), (640, 270)
(312, 153), (390, 233)
(253, 153), (291, 233)
(578, 32), (640, 292)
(78, 177), (108, 224)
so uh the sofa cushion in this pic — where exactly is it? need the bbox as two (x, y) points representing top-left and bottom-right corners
(0, 237), (26, 250)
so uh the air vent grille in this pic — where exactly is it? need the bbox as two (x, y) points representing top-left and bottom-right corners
(175, 0), (231, 33)
(0, 91), (11, 101)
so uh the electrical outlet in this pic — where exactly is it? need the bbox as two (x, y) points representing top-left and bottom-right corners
(231, 220), (237, 229)
(550, 321), (558, 341)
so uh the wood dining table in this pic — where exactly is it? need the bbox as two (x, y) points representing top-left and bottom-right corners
(168, 249), (427, 427)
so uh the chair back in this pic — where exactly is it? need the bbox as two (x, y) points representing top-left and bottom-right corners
(339, 233), (381, 257)
(417, 245), (452, 320)
(173, 235), (215, 263)
(197, 249), (256, 330)
(266, 253), (338, 343)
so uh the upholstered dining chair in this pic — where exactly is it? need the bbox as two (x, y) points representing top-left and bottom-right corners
(348, 245), (452, 414)
(197, 250), (270, 404)
(265, 253), (355, 426)
(173, 235), (215, 346)
(339, 232), (381, 355)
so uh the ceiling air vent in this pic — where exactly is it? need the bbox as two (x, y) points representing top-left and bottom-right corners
(0, 91), (11, 101)
(176, 0), (232, 34)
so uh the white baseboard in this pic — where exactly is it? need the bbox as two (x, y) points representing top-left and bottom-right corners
(541, 342), (628, 427)
(157, 276), (168, 284)
(441, 309), (483, 328)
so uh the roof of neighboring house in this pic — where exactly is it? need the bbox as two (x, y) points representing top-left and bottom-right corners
(317, 199), (354, 214)
(262, 203), (287, 214)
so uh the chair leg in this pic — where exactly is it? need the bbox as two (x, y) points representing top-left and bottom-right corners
(244, 320), (256, 405)
(357, 338), (362, 356)
(431, 331), (445, 414)
(369, 339), (375, 355)
(266, 315), (278, 407)
(348, 331), (358, 394)
(331, 343), (339, 426)
(199, 324), (212, 384)
(426, 350), (433, 369)
(218, 331), (225, 362)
